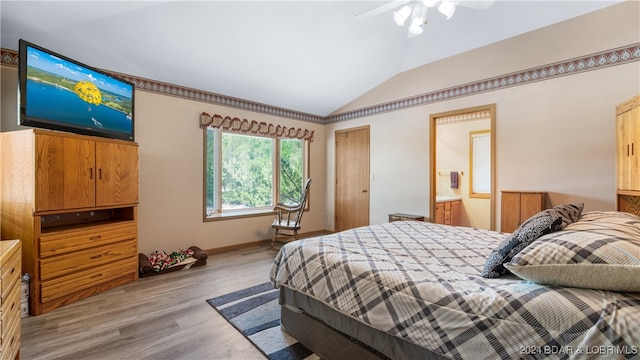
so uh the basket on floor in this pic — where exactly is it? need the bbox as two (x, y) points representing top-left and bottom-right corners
(138, 246), (208, 278)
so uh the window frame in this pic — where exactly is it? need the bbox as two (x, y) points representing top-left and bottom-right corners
(203, 128), (309, 221)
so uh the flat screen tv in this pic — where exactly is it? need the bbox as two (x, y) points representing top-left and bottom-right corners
(18, 39), (135, 141)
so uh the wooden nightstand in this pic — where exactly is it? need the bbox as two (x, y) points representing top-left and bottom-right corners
(388, 213), (425, 222)
(501, 191), (546, 233)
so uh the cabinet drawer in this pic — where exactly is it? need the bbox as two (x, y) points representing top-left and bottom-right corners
(1, 306), (20, 360)
(1, 282), (20, 336)
(41, 257), (137, 303)
(0, 251), (20, 301)
(40, 222), (137, 257)
(40, 239), (138, 281)
(444, 212), (451, 224)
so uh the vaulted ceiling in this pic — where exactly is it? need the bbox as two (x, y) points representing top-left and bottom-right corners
(0, 1), (622, 116)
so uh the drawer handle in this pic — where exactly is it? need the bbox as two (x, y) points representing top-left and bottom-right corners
(90, 254), (103, 260)
(91, 273), (102, 279)
(90, 235), (102, 240)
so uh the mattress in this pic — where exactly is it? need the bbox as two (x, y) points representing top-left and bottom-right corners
(270, 221), (640, 359)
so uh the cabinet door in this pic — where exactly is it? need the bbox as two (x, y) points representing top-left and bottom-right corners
(631, 106), (640, 191)
(617, 106), (640, 191)
(450, 200), (461, 226)
(434, 203), (444, 224)
(617, 111), (631, 190)
(95, 142), (139, 207)
(520, 193), (544, 221)
(501, 192), (521, 233)
(35, 134), (95, 211)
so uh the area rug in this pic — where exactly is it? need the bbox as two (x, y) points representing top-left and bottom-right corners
(207, 282), (316, 360)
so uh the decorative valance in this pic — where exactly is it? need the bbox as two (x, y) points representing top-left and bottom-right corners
(200, 112), (314, 142)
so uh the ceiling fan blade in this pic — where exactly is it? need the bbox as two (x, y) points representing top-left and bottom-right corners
(456, 0), (495, 10)
(355, 0), (411, 20)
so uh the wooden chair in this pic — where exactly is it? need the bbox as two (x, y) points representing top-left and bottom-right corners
(270, 178), (311, 249)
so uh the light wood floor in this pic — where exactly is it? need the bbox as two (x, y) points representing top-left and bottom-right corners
(21, 245), (279, 360)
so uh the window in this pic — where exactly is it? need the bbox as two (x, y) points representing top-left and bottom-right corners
(204, 128), (308, 219)
(469, 130), (491, 198)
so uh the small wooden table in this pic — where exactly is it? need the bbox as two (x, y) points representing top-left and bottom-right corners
(388, 213), (425, 222)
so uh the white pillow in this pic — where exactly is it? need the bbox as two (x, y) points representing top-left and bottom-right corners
(505, 211), (640, 292)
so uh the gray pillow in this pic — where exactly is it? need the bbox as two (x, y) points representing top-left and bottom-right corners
(481, 203), (584, 278)
(482, 214), (563, 278)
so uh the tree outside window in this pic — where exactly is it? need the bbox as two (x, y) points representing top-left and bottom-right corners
(204, 128), (307, 219)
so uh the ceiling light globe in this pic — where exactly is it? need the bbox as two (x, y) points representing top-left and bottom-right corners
(438, 1), (456, 19)
(408, 18), (425, 35)
(421, 0), (439, 8)
(393, 5), (412, 26)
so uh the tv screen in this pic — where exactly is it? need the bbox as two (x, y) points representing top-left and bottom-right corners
(18, 39), (135, 141)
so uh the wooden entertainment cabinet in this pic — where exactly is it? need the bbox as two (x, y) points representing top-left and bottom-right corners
(1, 129), (139, 315)
(616, 95), (640, 216)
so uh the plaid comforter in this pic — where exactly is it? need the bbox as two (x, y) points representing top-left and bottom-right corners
(270, 221), (640, 359)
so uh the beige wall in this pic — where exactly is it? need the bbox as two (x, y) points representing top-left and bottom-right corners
(1, 1), (639, 250)
(327, 63), (638, 229)
(134, 92), (327, 254)
(0, 67), (327, 254)
(326, 1), (640, 228)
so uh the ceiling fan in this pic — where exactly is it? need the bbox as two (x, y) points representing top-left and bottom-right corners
(356, 0), (495, 37)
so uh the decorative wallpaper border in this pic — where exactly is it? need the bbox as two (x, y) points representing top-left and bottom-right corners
(0, 49), (325, 124)
(0, 50), (18, 66)
(325, 43), (640, 123)
(2, 43), (638, 125)
(113, 71), (326, 124)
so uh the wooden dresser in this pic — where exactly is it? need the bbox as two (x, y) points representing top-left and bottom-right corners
(1, 129), (139, 315)
(616, 95), (640, 216)
(1, 240), (21, 360)
(501, 191), (546, 233)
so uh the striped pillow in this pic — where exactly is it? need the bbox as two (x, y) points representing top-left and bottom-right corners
(505, 211), (640, 292)
(544, 202), (584, 229)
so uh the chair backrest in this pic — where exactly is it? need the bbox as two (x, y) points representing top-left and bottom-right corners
(294, 178), (312, 225)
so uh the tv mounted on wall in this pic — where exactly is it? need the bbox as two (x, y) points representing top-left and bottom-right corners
(18, 39), (135, 141)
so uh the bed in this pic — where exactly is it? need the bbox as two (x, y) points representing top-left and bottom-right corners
(270, 208), (640, 359)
